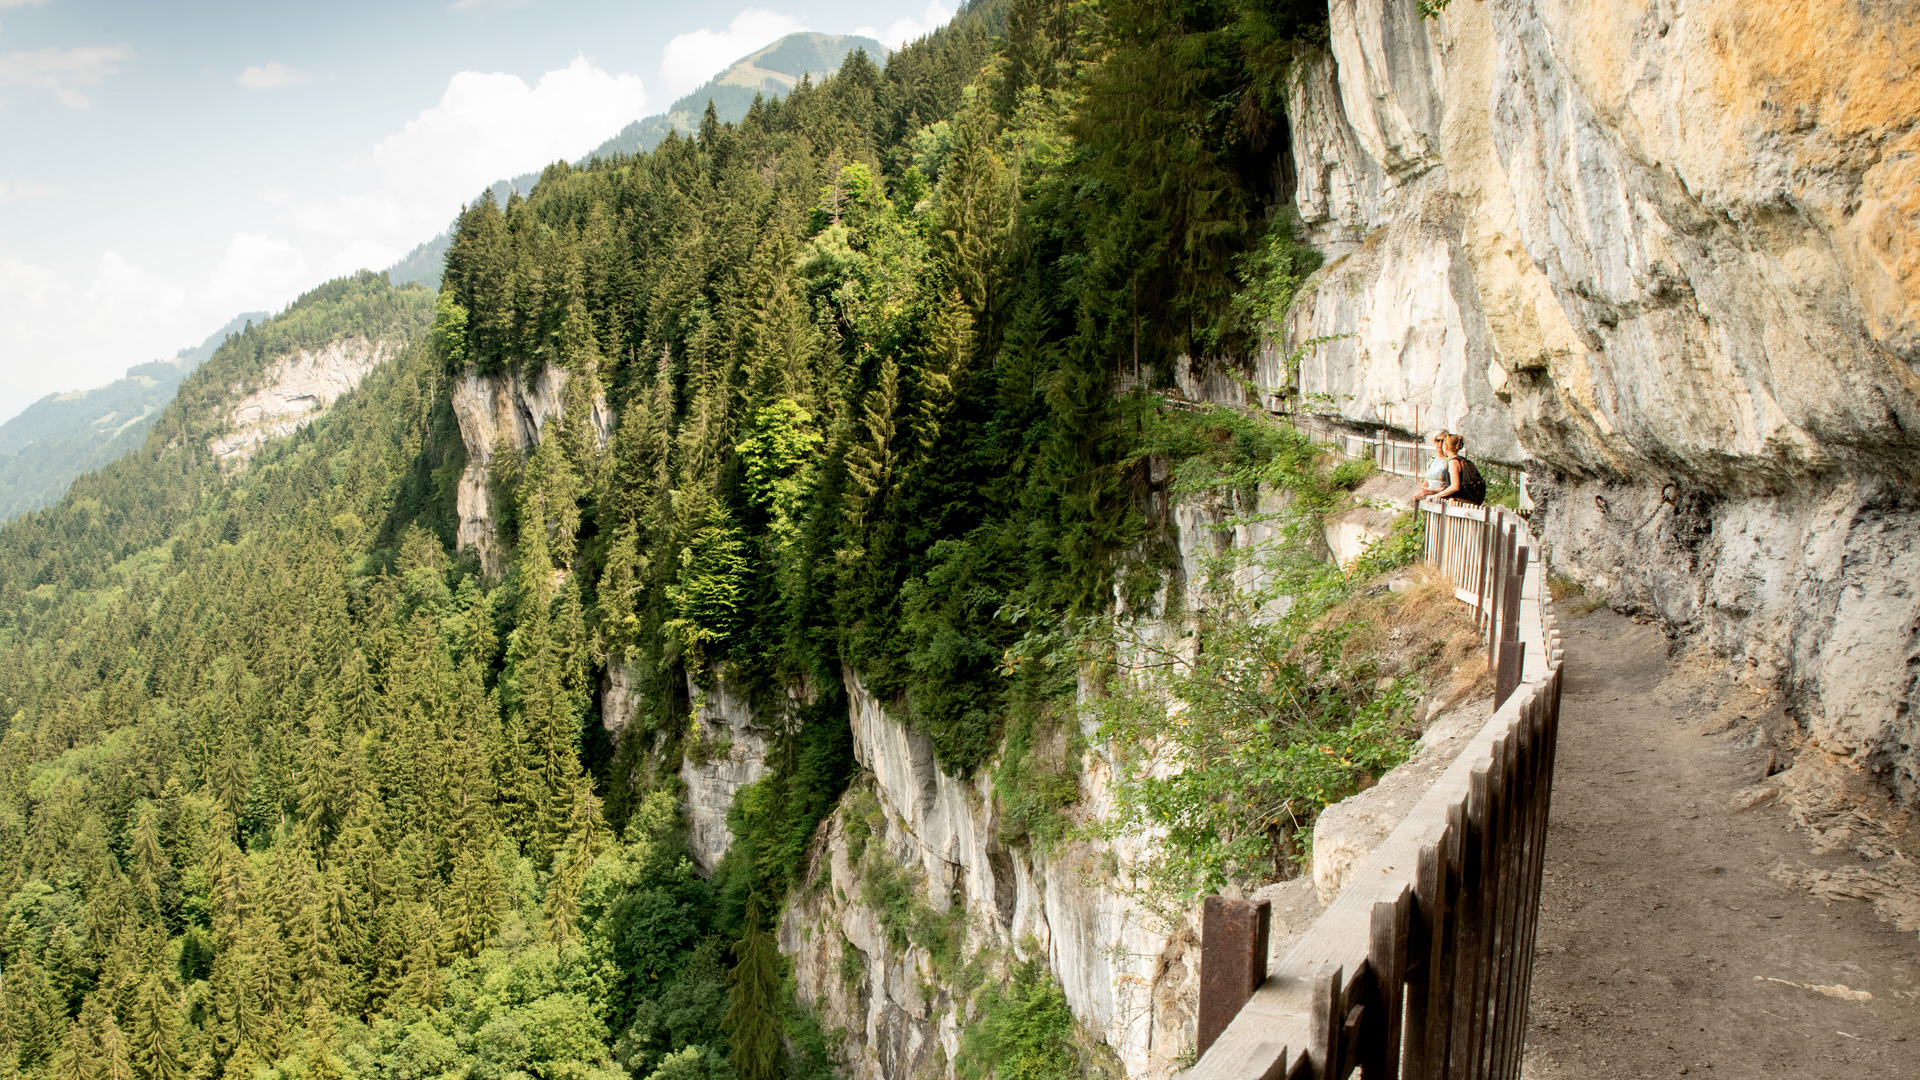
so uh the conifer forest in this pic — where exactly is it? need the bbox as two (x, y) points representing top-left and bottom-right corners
(0, 3), (1431, 1079)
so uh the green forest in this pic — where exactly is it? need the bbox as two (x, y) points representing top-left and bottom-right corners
(0, 3), (1426, 1080)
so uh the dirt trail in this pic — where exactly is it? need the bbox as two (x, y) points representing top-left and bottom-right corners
(1522, 609), (1920, 1078)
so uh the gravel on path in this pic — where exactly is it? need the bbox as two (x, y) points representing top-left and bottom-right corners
(1522, 609), (1920, 1079)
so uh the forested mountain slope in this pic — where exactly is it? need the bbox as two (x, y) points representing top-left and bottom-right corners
(0, 314), (263, 522)
(387, 31), (891, 293)
(0, 3), (1363, 1080)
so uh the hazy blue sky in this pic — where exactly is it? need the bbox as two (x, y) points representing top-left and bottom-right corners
(0, 0), (951, 422)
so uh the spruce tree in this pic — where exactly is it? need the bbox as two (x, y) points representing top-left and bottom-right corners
(128, 977), (185, 1080)
(843, 359), (901, 533)
(54, 1022), (96, 1080)
(723, 898), (782, 1080)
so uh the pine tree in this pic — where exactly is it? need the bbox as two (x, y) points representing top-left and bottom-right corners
(80, 1000), (130, 1080)
(519, 431), (581, 570)
(54, 1021), (97, 1080)
(540, 841), (588, 947)
(723, 898), (783, 1080)
(129, 806), (174, 926)
(441, 840), (504, 958)
(127, 977), (184, 1080)
(934, 110), (1009, 322)
(843, 359), (901, 533)
(911, 289), (972, 462)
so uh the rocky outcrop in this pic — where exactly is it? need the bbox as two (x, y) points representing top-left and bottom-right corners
(1281, 0), (1920, 806)
(678, 670), (773, 874)
(601, 661), (643, 735)
(778, 671), (1199, 1080)
(448, 365), (612, 575)
(208, 337), (397, 462)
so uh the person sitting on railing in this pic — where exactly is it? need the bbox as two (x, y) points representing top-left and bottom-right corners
(1413, 430), (1452, 500)
(1431, 433), (1487, 505)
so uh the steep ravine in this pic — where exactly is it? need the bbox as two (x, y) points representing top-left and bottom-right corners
(449, 3), (1920, 1075)
(559, 436), (1304, 1076)
(596, 489), (1289, 1079)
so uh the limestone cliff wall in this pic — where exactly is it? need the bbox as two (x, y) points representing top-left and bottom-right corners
(777, 671), (1198, 1080)
(449, 365), (612, 576)
(708, 487), (1289, 1079)
(1285, 0), (1920, 803)
(208, 337), (398, 463)
(679, 670), (774, 874)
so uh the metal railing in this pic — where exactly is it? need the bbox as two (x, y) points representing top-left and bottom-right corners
(1192, 501), (1564, 1079)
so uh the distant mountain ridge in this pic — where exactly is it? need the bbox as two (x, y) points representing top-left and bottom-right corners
(0, 311), (264, 521)
(386, 31), (886, 290)
(586, 32), (889, 160)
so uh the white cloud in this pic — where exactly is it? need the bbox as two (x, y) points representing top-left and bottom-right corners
(0, 44), (132, 108)
(0, 0), (58, 9)
(0, 178), (53, 202)
(280, 54), (647, 253)
(660, 9), (803, 98)
(0, 240), (298, 421)
(237, 61), (303, 89)
(852, 1), (954, 49)
(202, 233), (312, 312)
(0, 54), (652, 422)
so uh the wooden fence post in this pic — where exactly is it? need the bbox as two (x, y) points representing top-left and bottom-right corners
(1199, 896), (1272, 1059)
(1190, 461), (1561, 1080)
(1494, 546), (1529, 707)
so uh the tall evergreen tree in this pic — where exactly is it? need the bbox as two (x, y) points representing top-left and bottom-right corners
(127, 976), (184, 1080)
(723, 898), (782, 1080)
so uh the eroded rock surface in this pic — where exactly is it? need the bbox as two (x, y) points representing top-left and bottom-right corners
(1284, 0), (1920, 809)
(678, 670), (774, 875)
(778, 671), (1201, 1080)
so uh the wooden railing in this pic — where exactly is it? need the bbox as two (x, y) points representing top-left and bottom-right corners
(1191, 501), (1564, 1080)
(1290, 416), (1525, 505)
(1293, 416), (1440, 480)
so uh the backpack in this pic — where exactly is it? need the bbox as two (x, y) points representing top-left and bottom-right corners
(1454, 456), (1486, 505)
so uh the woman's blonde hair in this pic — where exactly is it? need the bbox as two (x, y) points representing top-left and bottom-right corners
(1443, 433), (1466, 455)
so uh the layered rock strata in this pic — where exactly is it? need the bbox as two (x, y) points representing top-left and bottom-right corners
(778, 671), (1199, 1080)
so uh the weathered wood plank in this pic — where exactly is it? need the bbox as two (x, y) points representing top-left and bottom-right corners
(1365, 889), (1413, 1079)
(1201, 896), (1275, 1057)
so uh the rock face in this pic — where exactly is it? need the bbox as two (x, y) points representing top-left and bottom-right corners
(208, 338), (397, 462)
(1284, 0), (1920, 805)
(601, 661), (643, 735)
(449, 366), (612, 576)
(778, 671), (1199, 1080)
(678, 670), (773, 874)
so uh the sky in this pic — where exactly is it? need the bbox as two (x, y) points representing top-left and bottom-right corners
(0, 0), (954, 423)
